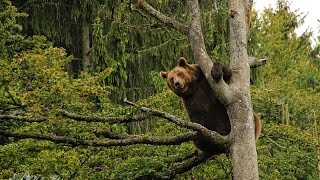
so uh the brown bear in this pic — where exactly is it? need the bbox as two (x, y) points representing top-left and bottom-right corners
(160, 57), (261, 155)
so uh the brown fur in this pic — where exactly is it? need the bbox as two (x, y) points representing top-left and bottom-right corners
(161, 57), (261, 154)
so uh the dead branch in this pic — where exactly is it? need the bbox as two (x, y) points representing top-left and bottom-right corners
(164, 151), (213, 178)
(249, 57), (267, 68)
(170, 150), (200, 164)
(60, 100), (229, 146)
(59, 109), (153, 124)
(0, 130), (198, 147)
(132, 0), (189, 35)
(124, 98), (229, 145)
(134, 151), (213, 179)
(95, 131), (140, 139)
(0, 115), (47, 122)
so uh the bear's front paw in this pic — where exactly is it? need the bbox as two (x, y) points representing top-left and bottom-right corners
(211, 63), (223, 82)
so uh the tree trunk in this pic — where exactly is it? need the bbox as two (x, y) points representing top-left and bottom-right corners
(228, 0), (259, 179)
(82, 17), (91, 72)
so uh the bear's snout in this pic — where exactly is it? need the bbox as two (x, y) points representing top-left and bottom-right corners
(174, 82), (183, 89)
(172, 77), (185, 90)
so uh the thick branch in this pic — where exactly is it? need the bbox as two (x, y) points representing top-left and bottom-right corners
(133, 0), (189, 35)
(59, 109), (153, 124)
(187, 0), (233, 105)
(124, 99), (229, 145)
(0, 115), (47, 122)
(0, 131), (198, 147)
(61, 103), (228, 146)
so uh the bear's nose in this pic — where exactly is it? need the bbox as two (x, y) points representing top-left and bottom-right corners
(174, 82), (182, 88)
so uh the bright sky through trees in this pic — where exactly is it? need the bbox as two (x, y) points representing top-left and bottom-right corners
(254, 0), (319, 45)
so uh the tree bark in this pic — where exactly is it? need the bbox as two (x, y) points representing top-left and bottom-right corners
(187, 0), (233, 106)
(228, 0), (259, 179)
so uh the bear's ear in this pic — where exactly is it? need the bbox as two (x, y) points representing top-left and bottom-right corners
(178, 57), (188, 67)
(160, 71), (168, 79)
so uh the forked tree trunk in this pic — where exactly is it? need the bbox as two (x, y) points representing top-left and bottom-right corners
(187, 0), (258, 179)
(133, 0), (259, 179)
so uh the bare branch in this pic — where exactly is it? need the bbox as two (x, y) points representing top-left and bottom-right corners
(134, 151), (213, 179)
(164, 151), (213, 178)
(59, 109), (153, 124)
(132, 0), (189, 35)
(0, 131), (198, 147)
(124, 99), (229, 145)
(0, 115), (47, 122)
(96, 130), (144, 139)
(249, 57), (267, 68)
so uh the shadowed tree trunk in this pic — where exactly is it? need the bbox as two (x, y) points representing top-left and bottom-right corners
(82, 16), (91, 72)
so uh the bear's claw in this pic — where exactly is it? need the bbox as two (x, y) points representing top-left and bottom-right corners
(211, 63), (224, 82)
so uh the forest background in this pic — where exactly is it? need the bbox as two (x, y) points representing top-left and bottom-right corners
(0, 0), (320, 179)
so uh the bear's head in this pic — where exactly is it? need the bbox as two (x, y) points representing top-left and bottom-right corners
(160, 57), (201, 97)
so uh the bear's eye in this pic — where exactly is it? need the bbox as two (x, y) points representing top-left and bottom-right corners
(169, 78), (174, 84)
(177, 72), (184, 78)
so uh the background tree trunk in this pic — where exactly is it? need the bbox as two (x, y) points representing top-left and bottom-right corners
(82, 16), (91, 72)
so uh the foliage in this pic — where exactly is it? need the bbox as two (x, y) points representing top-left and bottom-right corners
(13, 0), (232, 102)
(1, 0), (320, 179)
(0, 36), (111, 116)
(249, 2), (320, 178)
(1, 87), (319, 179)
(258, 123), (318, 179)
(0, 0), (27, 58)
(250, 0), (320, 129)
(0, 35), (119, 179)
